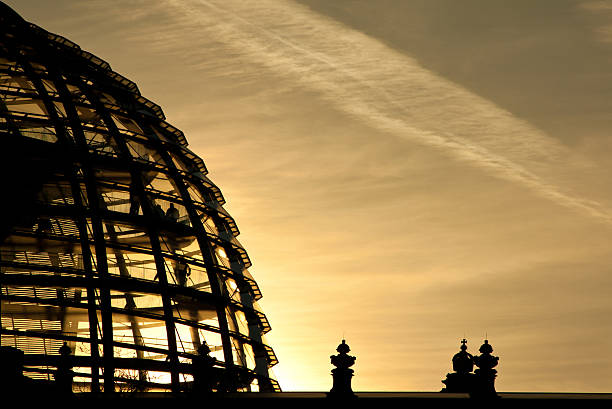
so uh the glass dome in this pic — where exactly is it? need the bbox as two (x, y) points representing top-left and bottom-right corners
(0, 2), (278, 392)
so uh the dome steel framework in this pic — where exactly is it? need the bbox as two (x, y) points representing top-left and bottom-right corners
(0, 3), (278, 392)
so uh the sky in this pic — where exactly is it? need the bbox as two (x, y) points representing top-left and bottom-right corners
(5, 0), (612, 392)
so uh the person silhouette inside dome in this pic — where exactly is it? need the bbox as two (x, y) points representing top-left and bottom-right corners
(166, 202), (180, 222)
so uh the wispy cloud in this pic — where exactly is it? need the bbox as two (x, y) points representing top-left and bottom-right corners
(580, 0), (612, 11)
(580, 1), (612, 43)
(148, 0), (612, 224)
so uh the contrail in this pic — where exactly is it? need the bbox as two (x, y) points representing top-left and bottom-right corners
(158, 0), (612, 224)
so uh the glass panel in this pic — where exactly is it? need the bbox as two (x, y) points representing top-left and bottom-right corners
(38, 180), (76, 206)
(107, 252), (157, 281)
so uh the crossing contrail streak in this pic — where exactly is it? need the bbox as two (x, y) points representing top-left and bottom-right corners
(159, 0), (612, 224)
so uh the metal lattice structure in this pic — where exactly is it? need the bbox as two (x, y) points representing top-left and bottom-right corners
(0, 2), (278, 392)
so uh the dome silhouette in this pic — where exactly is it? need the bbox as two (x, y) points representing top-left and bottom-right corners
(0, 2), (278, 392)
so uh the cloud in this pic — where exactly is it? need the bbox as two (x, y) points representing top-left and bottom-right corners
(580, 0), (612, 11)
(146, 0), (612, 225)
(579, 0), (612, 43)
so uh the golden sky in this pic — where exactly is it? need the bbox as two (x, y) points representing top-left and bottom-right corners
(6, 0), (612, 392)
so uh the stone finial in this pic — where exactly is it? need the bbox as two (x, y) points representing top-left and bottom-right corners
(473, 339), (498, 372)
(328, 340), (357, 398)
(331, 340), (356, 371)
(472, 339), (500, 398)
(452, 339), (474, 374)
(441, 339), (475, 393)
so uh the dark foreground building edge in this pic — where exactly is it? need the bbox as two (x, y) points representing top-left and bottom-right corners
(1, 2), (611, 406)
